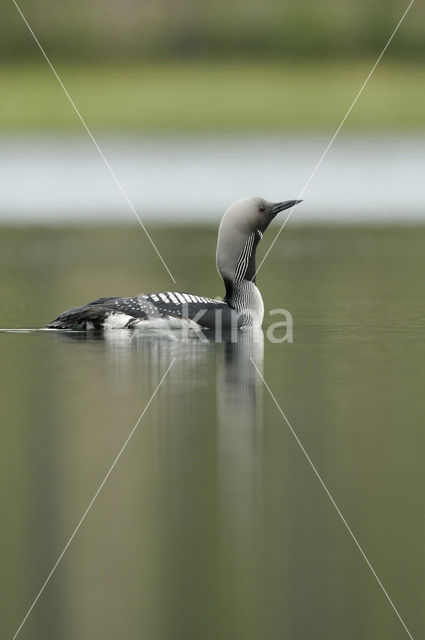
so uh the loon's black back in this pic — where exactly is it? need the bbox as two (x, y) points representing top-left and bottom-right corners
(46, 292), (242, 331)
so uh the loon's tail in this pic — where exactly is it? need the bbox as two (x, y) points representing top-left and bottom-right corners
(47, 304), (111, 330)
(46, 295), (147, 330)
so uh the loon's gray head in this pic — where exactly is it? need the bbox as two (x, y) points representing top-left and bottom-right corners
(216, 196), (301, 291)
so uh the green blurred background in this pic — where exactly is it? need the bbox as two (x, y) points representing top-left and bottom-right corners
(1, 0), (424, 132)
(2, 0), (424, 62)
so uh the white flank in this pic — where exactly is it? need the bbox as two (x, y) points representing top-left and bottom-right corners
(132, 316), (204, 330)
(103, 313), (135, 329)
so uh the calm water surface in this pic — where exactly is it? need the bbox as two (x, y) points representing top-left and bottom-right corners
(1, 225), (424, 639)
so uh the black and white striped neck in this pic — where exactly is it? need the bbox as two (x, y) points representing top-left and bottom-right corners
(219, 226), (264, 325)
(233, 229), (262, 285)
(223, 278), (264, 326)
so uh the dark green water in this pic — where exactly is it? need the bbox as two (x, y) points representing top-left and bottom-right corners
(1, 225), (424, 640)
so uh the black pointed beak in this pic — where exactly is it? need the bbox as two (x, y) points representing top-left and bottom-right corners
(270, 200), (303, 216)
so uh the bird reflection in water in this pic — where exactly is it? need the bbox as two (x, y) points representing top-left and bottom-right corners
(55, 326), (265, 631)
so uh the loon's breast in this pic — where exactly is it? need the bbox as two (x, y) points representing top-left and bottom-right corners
(46, 292), (247, 331)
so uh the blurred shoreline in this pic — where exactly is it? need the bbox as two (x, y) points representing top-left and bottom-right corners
(1, 61), (424, 132)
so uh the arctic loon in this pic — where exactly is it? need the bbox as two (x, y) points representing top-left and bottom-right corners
(47, 197), (301, 331)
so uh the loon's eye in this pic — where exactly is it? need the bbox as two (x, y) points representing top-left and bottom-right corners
(259, 204), (265, 213)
